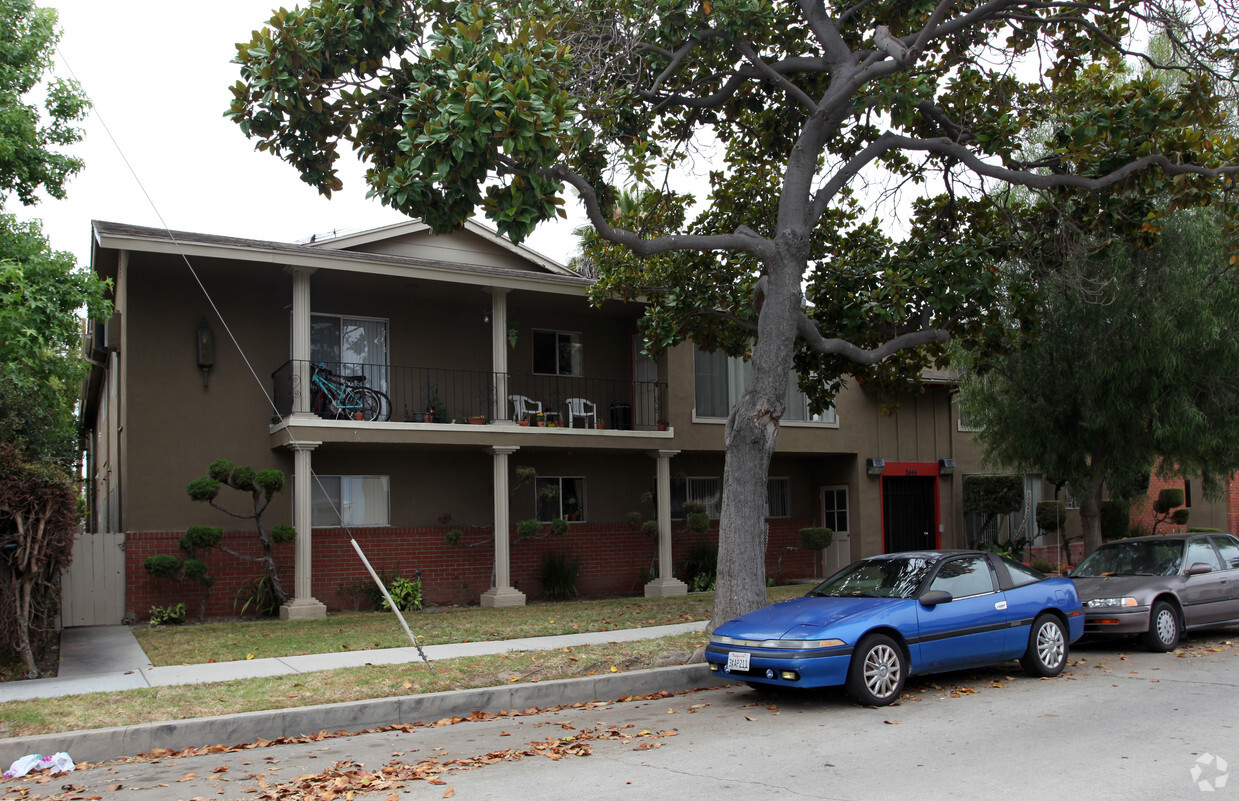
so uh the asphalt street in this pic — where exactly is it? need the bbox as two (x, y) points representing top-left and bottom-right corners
(4, 633), (1236, 801)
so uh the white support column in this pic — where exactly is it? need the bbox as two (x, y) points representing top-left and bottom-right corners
(287, 266), (317, 419)
(645, 449), (688, 598)
(481, 445), (526, 607)
(491, 289), (510, 422)
(281, 440), (327, 620)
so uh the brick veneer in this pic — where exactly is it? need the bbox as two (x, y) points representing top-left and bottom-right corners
(123, 518), (820, 620)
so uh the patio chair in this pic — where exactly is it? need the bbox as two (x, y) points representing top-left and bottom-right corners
(509, 394), (543, 422)
(565, 397), (597, 429)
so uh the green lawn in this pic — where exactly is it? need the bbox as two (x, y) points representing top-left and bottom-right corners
(0, 586), (809, 739)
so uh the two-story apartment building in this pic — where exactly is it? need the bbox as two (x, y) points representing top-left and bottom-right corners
(78, 218), (1228, 622)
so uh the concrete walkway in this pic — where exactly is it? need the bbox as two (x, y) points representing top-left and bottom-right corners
(0, 620), (709, 702)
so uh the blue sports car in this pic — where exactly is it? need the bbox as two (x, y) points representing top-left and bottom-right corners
(705, 550), (1085, 705)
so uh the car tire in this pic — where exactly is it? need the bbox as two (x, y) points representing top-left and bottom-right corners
(1019, 613), (1068, 677)
(1141, 600), (1181, 652)
(845, 633), (906, 706)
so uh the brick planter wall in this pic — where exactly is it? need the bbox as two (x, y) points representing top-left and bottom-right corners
(124, 518), (821, 619)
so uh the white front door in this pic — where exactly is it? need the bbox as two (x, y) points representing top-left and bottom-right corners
(819, 484), (852, 577)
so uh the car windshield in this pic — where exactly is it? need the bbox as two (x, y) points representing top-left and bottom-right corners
(807, 556), (933, 599)
(1072, 540), (1184, 577)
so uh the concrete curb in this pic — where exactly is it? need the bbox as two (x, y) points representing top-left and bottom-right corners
(0, 664), (739, 764)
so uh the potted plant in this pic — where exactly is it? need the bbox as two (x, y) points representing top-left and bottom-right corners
(467, 415), (487, 425)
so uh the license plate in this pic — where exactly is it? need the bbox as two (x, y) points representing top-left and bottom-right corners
(726, 651), (751, 672)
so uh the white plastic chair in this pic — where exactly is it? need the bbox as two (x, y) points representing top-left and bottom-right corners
(509, 394), (543, 422)
(565, 398), (597, 428)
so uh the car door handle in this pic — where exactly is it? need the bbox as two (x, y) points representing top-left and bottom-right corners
(995, 601), (1008, 610)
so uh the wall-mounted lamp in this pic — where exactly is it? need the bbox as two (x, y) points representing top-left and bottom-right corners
(938, 458), (956, 476)
(196, 318), (215, 388)
(866, 457), (885, 477)
(483, 308), (491, 324)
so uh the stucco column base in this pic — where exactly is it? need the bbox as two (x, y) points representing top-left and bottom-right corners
(643, 578), (689, 598)
(279, 597), (327, 621)
(479, 586), (527, 608)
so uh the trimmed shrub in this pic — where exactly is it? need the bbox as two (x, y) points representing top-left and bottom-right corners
(799, 527), (834, 551)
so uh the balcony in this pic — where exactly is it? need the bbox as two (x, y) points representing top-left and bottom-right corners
(271, 360), (666, 431)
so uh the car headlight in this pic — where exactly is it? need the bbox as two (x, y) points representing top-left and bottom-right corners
(1085, 597), (1138, 608)
(711, 635), (846, 649)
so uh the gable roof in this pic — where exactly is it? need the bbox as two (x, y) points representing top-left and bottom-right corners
(306, 218), (576, 276)
(90, 220), (592, 296)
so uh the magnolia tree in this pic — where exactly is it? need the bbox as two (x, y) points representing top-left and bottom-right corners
(229, 0), (1239, 626)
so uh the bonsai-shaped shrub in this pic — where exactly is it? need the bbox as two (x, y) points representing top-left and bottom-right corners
(641, 519), (660, 537)
(683, 501), (710, 535)
(1151, 487), (1190, 534)
(548, 517), (570, 537)
(444, 528), (464, 546)
(180, 459), (296, 611)
(962, 474), (1024, 547)
(516, 518), (542, 539)
(540, 550), (581, 600)
(799, 527), (834, 551)
(1035, 501), (1066, 536)
(627, 511), (643, 531)
(1099, 499), (1130, 541)
(142, 527), (216, 620)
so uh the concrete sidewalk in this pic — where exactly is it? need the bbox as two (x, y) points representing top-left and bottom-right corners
(0, 620), (709, 702)
(0, 620), (724, 764)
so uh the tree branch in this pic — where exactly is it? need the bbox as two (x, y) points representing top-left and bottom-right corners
(797, 309), (951, 365)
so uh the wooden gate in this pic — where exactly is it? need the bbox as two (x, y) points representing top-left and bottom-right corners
(60, 531), (126, 627)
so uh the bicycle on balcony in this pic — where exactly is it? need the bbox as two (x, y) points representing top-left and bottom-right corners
(309, 363), (392, 422)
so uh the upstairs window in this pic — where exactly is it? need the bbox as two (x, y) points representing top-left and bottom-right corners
(693, 347), (835, 423)
(533, 330), (582, 376)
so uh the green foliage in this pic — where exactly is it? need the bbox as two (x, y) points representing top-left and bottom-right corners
(1188, 527), (1223, 533)
(181, 526), (223, 551)
(378, 575), (423, 612)
(269, 525), (296, 544)
(207, 460), (233, 482)
(640, 519), (660, 537)
(254, 470), (285, 497)
(228, 465), (256, 492)
(233, 575), (282, 617)
(0, 216), (109, 466)
(516, 518), (542, 539)
(0, 0), (90, 207)
(798, 527), (834, 551)
(142, 554), (184, 581)
(186, 477), (221, 503)
(682, 543), (717, 592)
(627, 511), (643, 531)
(445, 528), (463, 546)
(962, 475), (1024, 516)
(1031, 558), (1055, 574)
(1100, 500), (1130, 542)
(1035, 501), (1067, 534)
(1171, 508), (1191, 525)
(539, 550), (580, 600)
(148, 603), (187, 626)
(548, 517), (569, 536)
(685, 511), (710, 535)
(1153, 488), (1186, 514)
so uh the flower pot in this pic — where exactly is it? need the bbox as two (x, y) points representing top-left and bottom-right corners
(595, 422), (604, 430)
(468, 416), (487, 425)
(517, 419), (530, 426)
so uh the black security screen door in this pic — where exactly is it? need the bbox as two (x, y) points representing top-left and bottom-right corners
(882, 476), (936, 553)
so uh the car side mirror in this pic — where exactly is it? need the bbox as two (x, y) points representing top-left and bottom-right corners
(919, 589), (953, 607)
(1186, 562), (1214, 577)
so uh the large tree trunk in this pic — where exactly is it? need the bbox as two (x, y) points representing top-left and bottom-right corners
(710, 255), (801, 630)
(1078, 471), (1106, 557)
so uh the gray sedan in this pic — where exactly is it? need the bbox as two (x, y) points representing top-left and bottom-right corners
(1071, 533), (1239, 651)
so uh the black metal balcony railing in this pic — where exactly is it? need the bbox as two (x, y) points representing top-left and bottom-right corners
(271, 360), (666, 430)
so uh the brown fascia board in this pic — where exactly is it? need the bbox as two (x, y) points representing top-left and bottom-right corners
(90, 220), (595, 297)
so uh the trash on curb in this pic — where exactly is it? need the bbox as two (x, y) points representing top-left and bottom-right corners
(3, 752), (75, 778)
